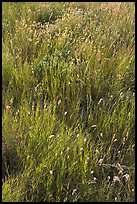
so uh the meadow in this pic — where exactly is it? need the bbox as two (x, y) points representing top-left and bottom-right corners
(2, 2), (135, 202)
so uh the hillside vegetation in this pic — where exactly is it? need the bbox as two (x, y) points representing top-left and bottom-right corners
(2, 2), (135, 202)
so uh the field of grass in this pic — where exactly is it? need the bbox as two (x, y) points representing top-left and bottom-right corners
(2, 2), (135, 202)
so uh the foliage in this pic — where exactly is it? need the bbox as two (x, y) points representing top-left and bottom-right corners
(2, 2), (135, 202)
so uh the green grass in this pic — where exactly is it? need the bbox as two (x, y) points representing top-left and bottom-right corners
(2, 2), (135, 202)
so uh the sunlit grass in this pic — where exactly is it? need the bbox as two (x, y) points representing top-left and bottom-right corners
(2, 2), (135, 202)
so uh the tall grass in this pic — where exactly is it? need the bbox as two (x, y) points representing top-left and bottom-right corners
(2, 2), (135, 202)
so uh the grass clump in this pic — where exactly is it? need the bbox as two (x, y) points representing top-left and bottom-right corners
(2, 2), (135, 202)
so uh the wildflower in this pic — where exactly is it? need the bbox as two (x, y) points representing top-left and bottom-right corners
(6, 105), (11, 110)
(64, 111), (67, 116)
(123, 137), (126, 142)
(77, 134), (80, 138)
(91, 171), (94, 175)
(107, 176), (111, 181)
(123, 174), (130, 182)
(113, 176), (120, 184)
(110, 95), (114, 100)
(58, 99), (61, 106)
(93, 177), (97, 181)
(84, 138), (87, 142)
(118, 170), (123, 175)
(115, 197), (118, 201)
(128, 112), (131, 117)
(49, 170), (53, 175)
(98, 159), (103, 166)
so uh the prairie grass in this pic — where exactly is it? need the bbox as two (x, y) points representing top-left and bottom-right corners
(2, 2), (135, 202)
